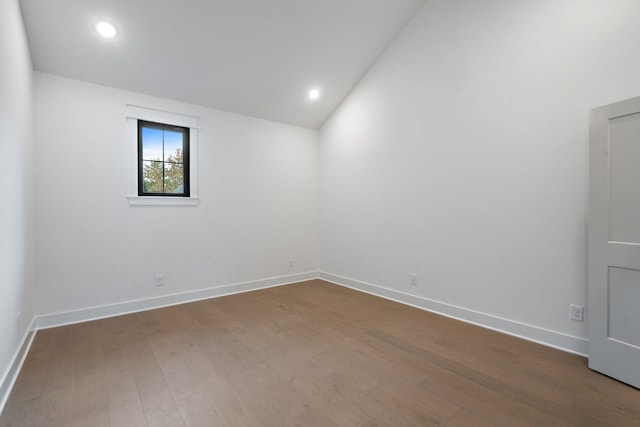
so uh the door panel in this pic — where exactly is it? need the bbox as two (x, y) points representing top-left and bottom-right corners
(608, 267), (640, 348)
(609, 113), (640, 243)
(589, 97), (640, 389)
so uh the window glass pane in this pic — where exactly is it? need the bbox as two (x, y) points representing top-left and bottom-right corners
(138, 120), (189, 197)
(142, 160), (164, 193)
(142, 127), (163, 161)
(164, 130), (184, 162)
(164, 162), (184, 194)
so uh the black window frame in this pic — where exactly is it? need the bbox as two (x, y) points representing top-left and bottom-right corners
(138, 120), (190, 197)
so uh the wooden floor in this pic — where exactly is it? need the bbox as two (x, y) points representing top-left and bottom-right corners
(1, 280), (639, 426)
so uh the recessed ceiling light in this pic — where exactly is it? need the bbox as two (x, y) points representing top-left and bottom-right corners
(95, 21), (117, 38)
(308, 88), (320, 100)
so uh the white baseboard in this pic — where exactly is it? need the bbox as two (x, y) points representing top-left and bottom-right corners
(319, 271), (589, 357)
(36, 271), (319, 329)
(0, 317), (37, 416)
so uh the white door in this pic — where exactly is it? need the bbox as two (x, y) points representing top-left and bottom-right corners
(589, 97), (640, 389)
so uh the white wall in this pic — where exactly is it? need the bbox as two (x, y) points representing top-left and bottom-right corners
(35, 73), (318, 317)
(0, 0), (36, 393)
(319, 0), (640, 351)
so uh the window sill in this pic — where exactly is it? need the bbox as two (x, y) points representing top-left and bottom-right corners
(127, 196), (199, 206)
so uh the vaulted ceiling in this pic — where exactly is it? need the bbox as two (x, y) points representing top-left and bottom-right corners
(20, 0), (425, 129)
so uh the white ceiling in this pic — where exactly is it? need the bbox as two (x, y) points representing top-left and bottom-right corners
(20, 0), (425, 129)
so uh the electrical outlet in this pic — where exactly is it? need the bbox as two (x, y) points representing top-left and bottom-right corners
(289, 258), (294, 268)
(570, 304), (584, 322)
(155, 274), (165, 286)
(410, 274), (418, 286)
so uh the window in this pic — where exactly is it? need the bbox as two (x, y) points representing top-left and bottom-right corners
(126, 104), (199, 206)
(138, 120), (190, 197)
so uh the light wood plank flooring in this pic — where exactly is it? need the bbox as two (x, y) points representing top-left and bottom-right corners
(1, 279), (639, 426)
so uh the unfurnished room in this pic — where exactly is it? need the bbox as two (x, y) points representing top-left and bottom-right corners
(1, 0), (640, 425)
